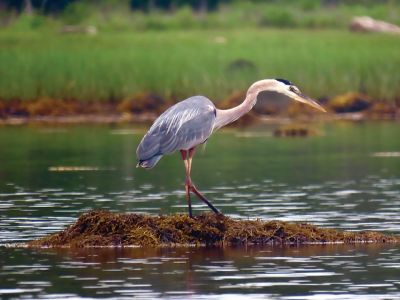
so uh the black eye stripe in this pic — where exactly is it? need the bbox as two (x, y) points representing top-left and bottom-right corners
(275, 78), (293, 85)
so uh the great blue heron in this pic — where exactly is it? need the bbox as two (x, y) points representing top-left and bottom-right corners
(136, 79), (325, 217)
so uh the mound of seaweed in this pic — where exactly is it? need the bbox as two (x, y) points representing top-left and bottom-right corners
(27, 210), (399, 248)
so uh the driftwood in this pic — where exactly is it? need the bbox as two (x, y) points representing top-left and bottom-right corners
(350, 16), (400, 34)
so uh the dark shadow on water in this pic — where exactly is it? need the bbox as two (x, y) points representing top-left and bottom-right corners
(38, 243), (396, 262)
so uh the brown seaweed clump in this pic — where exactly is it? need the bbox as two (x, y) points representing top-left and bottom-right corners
(117, 92), (170, 115)
(328, 92), (371, 113)
(274, 123), (320, 137)
(26, 210), (399, 248)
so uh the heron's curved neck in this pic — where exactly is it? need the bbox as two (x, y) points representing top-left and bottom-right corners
(214, 80), (272, 130)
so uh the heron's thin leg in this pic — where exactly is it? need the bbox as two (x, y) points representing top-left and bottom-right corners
(190, 184), (221, 214)
(180, 150), (193, 218)
(187, 148), (221, 215)
(187, 147), (196, 175)
(185, 184), (192, 217)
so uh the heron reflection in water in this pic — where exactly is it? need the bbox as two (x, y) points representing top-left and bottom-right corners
(137, 79), (326, 217)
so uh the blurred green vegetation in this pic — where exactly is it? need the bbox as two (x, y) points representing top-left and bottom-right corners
(1, 1), (399, 31)
(0, 1), (399, 103)
(0, 29), (399, 102)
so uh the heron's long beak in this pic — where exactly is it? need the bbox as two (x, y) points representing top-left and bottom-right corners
(292, 92), (326, 112)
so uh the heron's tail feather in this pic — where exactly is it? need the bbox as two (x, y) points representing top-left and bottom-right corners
(136, 155), (163, 169)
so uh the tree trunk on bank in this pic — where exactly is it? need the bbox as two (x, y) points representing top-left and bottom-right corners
(24, 0), (33, 15)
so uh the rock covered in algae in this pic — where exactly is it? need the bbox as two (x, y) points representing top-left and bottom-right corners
(27, 210), (399, 248)
(274, 123), (320, 137)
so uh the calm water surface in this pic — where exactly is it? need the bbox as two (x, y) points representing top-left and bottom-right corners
(0, 122), (399, 299)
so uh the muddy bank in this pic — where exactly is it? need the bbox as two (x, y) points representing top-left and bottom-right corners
(26, 210), (399, 248)
(0, 92), (399, 125)
(0, 92), (170, 125)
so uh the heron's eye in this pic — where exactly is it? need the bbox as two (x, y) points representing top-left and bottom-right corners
(289, 86), (299, 93)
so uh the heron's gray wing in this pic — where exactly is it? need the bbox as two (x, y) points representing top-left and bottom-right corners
(136, 96), (216, 165)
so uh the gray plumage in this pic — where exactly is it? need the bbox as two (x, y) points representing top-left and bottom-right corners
(136, 79), (325, 170)
(136, 79), (326, 216)
(136, 96), (216, 168)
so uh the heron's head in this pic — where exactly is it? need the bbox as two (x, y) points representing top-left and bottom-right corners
(248, 79), (326, 112)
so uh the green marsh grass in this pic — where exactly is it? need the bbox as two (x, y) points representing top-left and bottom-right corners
(0, 29), (399, 102)
(13, 1), (399, 32)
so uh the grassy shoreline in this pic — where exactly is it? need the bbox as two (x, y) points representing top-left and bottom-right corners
(1, 29), (400, 104)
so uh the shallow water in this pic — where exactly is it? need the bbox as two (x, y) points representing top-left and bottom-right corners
(0, 122), (400, 299)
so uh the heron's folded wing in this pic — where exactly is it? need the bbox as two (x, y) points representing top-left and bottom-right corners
(136, 97), (216, 161)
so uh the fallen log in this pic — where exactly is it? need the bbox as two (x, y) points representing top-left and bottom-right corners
(350, 16), (400, 34)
